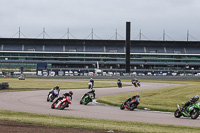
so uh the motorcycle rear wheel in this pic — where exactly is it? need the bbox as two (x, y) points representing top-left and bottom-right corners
(130, 104), (137, 111)
(60, 102), (68, 110)
(174, 109), (182, 118)
(80, 100), (83, 104)
(190, 109), (199, 119)
(84, 98), (90, 105)
(50, 95), (55, 102)
(51, 103), (55, 109)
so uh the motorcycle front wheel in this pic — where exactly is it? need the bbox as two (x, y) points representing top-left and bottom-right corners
(120, 104), (125, 110)
(84, 98), (90, 105)
(174, 109), (182, 118)
(47, 97), (50, 102)
(190, 109), (199, 119)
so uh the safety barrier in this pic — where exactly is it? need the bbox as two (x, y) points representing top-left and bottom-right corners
(0, 82), (9, 89)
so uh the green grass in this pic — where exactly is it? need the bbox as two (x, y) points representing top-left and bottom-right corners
(97, 79), (200, 112)
(0, 78), (130, 91)
(1, 78), (200, 132)
(0, 110), (200, 133)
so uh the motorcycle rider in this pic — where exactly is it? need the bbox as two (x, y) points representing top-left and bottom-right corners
(48, 85), (60, 97)
(62, 91), (73, 99)
(54, 91), (73, 102)
(132, 78), (140, 87)
(89, 78), (94, 88)
(117, 78), (122, 88)
(83, 88), (95, 99)
(126, 93), (140, 108)
(182, 95), (199, 113)
(117, 78), (121, 82)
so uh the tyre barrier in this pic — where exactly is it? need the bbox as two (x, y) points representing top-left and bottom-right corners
(0, 82), (9, 89)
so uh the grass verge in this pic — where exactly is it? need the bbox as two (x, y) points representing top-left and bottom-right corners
(97, 79), (200, 112)
(0, 78), (130, 92)
(0, 110), (200, 133)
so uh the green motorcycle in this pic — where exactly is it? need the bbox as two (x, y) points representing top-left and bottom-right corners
(80, 92), (95, 105)
(174, 102), (200, 119)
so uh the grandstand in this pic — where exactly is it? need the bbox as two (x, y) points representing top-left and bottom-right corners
(0, 38), (200, 75)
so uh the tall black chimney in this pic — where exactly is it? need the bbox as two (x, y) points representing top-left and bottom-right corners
(125, 22), (131, 73)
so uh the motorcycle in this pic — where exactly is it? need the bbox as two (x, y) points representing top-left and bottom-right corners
(51, 96), (72, 110)
(120, 98), (139, 111)
(88, 82), (93, 89)
(132, 81), (140, 87)
(117, 81), (122, 88)
(80, 92), (95, 105)
(174, 102), (200, 119)
(47, 90), (59, 102)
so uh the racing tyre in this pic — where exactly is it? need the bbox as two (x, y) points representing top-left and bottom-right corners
(190, 109), (199, 119)
(130, 104), (137, 111)
(60, 102), (68, 110)
(174, 109), (182, 118)
(50, 95), (55, 102)
(84, 98), (89, 105)
(80, 100), (83, 104)
(88, 85), (92, 89)
(47, 97), (50, 102)
(120, 104), (125, 110)
(51, 103), (55, 109)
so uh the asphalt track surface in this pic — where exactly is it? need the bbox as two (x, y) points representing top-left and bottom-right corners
(0, 82), (200, 127)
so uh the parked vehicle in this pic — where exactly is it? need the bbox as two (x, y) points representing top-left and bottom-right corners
(107, 72), (113, 76)
(174, 102), (200, 119)
(146, 72), (152, 76)
(103, 72), (107, 76)
(51, 96), (72, 110)
(58, 71), (64, 76)
(130, 72), (137, 76)
(69, 71), (74, 76)
(138, 73), (145, 76)
(74, 71), (79, 76)
(49, 71), (55, 76)
(47, 90), (59, 102)
(43, 71), (48, 76)
(114, 72), (120, 76)
(88, 72), (94, 76)
(18, 75), (25, 80)
(65, 71), (69, 76)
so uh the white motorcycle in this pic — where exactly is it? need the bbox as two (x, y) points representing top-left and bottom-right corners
(47, 90), (59, 102)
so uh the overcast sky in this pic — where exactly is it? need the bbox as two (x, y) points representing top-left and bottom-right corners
(0, 0), (200, 41)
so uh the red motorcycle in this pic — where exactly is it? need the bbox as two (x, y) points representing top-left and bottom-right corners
(120, 98), (139, 111)
(51, 96), (72, 110)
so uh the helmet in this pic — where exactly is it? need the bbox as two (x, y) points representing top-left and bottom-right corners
(193, 95), (199, 101)
(118, 78), (120, 80)
(69, 91), (73, 96)
(55, 85), (59, 89)
(136, 93), (140, 98)
(91, 78), (93, 80)
(92, 88), (95, 92)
